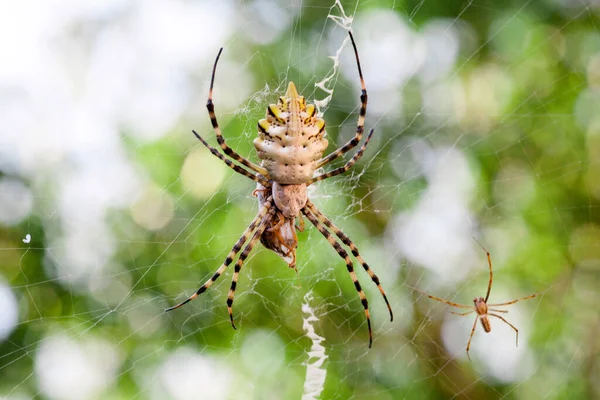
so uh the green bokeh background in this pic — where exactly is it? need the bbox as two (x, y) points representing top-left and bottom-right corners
(2, 1), (600, 399)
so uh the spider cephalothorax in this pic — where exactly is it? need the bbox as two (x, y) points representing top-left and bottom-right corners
(473, 296), (486, 310)
(166, 32), (393, 347)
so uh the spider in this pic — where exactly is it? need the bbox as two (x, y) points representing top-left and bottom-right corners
(166, 32), (393, 347)
(412, 240), (539, 360)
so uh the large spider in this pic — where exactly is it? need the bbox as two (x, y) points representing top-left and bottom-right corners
(166, 32), (393, 347)
(412, 241), (539, 360)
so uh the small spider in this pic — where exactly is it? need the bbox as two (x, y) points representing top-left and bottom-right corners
(412, 240), (539, 360)
(166, 32), (393, 347)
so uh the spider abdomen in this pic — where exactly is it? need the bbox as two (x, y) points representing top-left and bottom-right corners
(254, 142), (327, 183)
(254, 82), (328, 184)
(480, 315), (492, 333)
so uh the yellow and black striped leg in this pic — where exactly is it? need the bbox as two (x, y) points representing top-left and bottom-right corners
(315, 31), (367, 169)
(302, 207), (373, 348)
(227, 208), (275, 329)
(165, 197), (274, 312)
(305, 200), (393, 322)
(205, 47), (269, 177)
(192, 130), (270, 187)
(308, 128), (374, 185)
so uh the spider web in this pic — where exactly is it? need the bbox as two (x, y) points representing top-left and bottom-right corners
(0, 0), (598, 399)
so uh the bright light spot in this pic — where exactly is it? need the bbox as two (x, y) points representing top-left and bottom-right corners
(421, 79), (464, 126)
(587, 54), (600, 88)
(420, 19), (460, 83)
(389, 142), (478, 285)
(367, 88), (404, 118)
(458, 64), (514, 132)
(158, 347), (238, 400)
(492, 160), (536, 213)
(131, 0), (234, 70)
(347, 9), (424, 92)
(35, 334), (121, 400)
(243, 0), (294, 45)
(88, 270), (131, 308)
(388, 136), (425, 181)
(181, 147), (227, 199)
(569, 223), (600, 267)
(240, 329), (286, 379)
(124, 295), (163, 339)
(45, 156), (141, 289)
(0, 283), (18, 342)
(121, 64), (189, 141)
(0, 179), (33, 225)
(0, 0), (237, 294)
(46, 226), (116, 289)
(330, 8), (424, 116)
(22, 234), (31, 243)
(130, 184), (175, 231)
(575, 88), (600, 132)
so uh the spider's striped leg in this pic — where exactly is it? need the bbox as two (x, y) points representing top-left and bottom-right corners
(165, 197), (273, 312)
(227, 207), (275, 329)
(315, 31), (368, 169)
(302, 207), (374, 348)
(205, 47), (269, 177)
(193, 130), (270, 187)
(308, 128), (374, 185)
(489, 313), (519, 347)
(305, 200), (393, 321)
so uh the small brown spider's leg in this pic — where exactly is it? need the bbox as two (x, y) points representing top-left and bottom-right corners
(315, 31), (367, 169)
(290, 252), (298, 274)
(465, 316), (479, 362)
(296, 215), (304, 232)
(268, 212), (285, 232)
(487, 308), (508, 313)
(308, 128), (374, 185)
(306, 200), (393, 322)
(252, 188), (267, 197)
(289, 218), (299, 273)
(451, 310), (475, 316)
(165, 197), (273, 312)
(228, 208), (275, 329)
(205, 48), (269, 177)
(487, 292), (539, 307)
(489, 313), (519, 347)
(409, 286), (473, 309)
(270, 219), (297, 272)
(192, 130), (270, 187)
(473, 238), (493, 303)
(302, 207), (373, 348)
(290, 218), (299, 239)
